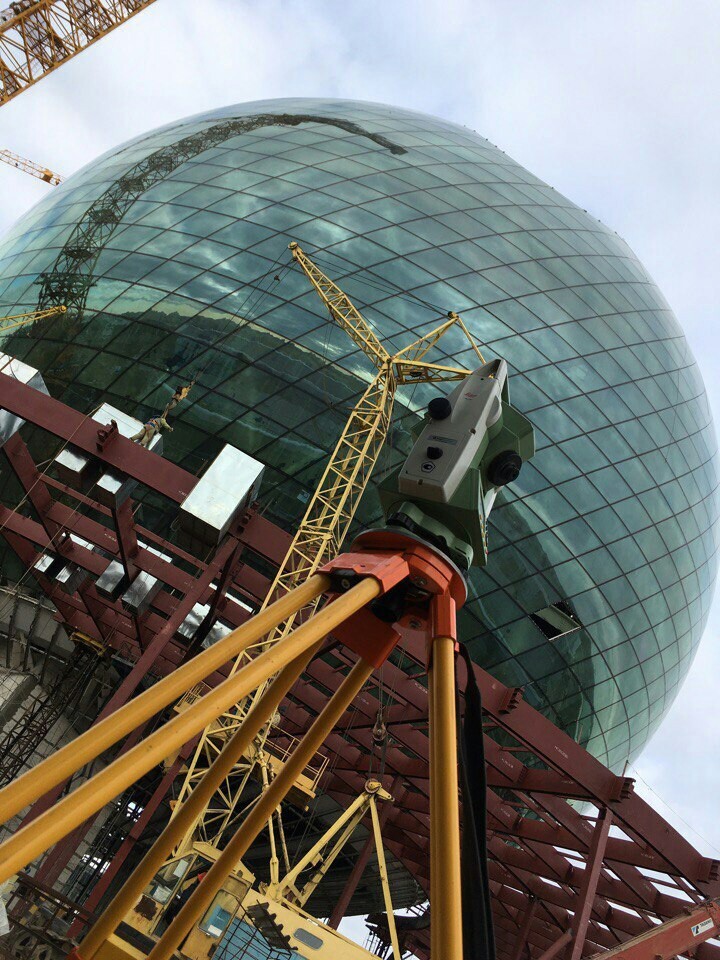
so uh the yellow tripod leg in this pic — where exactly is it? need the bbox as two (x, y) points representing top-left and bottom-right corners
(148, 657), (375, 960)
(430, 634), (463, 960)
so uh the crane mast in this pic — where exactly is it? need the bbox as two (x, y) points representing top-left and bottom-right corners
(169, 243), (484, 856)
(0, 0), (158, 106)
(0, 148), (63, 183)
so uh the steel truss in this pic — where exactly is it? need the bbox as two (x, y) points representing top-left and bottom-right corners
(0, 369), (288, 894)
(0, 147), (64, 183)
(0, 0), (158, 106)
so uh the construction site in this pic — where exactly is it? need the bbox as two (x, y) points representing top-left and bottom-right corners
(0, 3), (718, 960)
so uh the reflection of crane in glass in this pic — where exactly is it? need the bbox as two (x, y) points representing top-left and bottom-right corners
(0, 149), (63, 184)
(170, 241), (486, 856)
(0, 0), (158, 106)
(0, 304), (66, 334)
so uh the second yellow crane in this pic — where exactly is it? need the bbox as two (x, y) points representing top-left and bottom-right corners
(0, 149), (63, 185)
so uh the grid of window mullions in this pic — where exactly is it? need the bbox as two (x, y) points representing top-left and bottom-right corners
(0, 100), (716, 771)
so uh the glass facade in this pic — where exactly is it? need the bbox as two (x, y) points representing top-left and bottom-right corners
(0, 98), (717, 770)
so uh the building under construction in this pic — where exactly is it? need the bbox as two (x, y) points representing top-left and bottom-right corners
(0, 14), (718, 960)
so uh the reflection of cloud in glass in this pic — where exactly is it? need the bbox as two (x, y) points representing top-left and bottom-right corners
(0, 97), (716, 773)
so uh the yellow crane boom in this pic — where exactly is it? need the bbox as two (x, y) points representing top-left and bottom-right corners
(0, 0), (158, 106)
(0, 148), (63, 184)
(169, 243), (484, 857)
(0, 303), (66, 333)
(288, 241), (389, 368)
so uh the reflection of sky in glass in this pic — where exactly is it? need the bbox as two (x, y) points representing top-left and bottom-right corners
(0, 97), (717, 771)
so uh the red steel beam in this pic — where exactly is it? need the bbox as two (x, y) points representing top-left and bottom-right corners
(0, 371), (195, 502)
(510, 896), (538, 960)
(313, 638), (720, 895)
(1, 516), (211, 664)
(568, 809), (613, 960)
(588, 898), (720, 960)
(111, 499), (140, 583)
(537, 931), (573, 960)
(451, 654), (720, 892)
(0, 369), (299, 567)
(0, 498), (268, 643)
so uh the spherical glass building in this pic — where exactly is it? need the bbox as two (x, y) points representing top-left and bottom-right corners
(0, 98), (717, 771)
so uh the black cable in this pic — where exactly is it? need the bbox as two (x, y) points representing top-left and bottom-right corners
(457, 644), (495, 960)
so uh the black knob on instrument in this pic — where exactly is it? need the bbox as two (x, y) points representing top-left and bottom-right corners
(428, 397), (452, 420)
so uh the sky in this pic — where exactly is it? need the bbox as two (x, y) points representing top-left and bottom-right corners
(2, 0), (720, 933)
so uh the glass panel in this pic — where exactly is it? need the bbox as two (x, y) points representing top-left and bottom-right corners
(0, 99), (715, 779)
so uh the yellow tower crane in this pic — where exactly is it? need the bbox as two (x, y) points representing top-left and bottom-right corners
(0, 0), (158, 106)
(0, 244), (526, 960)
(0, 304), (66, 333)
(0, 148), (63, 184)
(168, 241), (485, 858)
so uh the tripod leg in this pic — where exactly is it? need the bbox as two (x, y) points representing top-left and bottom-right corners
(0, 577), (380, 885)
(429, 661), (439, 957)
(147, 657), (375, 960)
(77, 641), (323, 959)
(430, 634), (463, 960)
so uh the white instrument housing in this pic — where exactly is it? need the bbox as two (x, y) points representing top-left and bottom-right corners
(398, 359), (507, 504)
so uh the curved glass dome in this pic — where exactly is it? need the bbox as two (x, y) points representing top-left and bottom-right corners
(0, 98), (717, 770)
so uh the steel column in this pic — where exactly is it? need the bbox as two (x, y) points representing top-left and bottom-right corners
(568, 809), (613, 960)
(510, 897), (538, 960)
(538, 931), (573, 960)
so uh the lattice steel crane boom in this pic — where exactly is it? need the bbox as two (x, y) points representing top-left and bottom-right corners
(0, 0), (158, 106)
(169, 243), (485, 856)
(0, 148), (63, 183)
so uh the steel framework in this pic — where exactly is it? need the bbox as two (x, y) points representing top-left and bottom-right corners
(0, 0), (158, 106)
(0, 637), (101, 787)
(0, 368), (288, 895)
(3, 326), (720, 960)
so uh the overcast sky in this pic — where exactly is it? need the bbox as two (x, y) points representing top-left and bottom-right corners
(2, 0), (720, 921)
